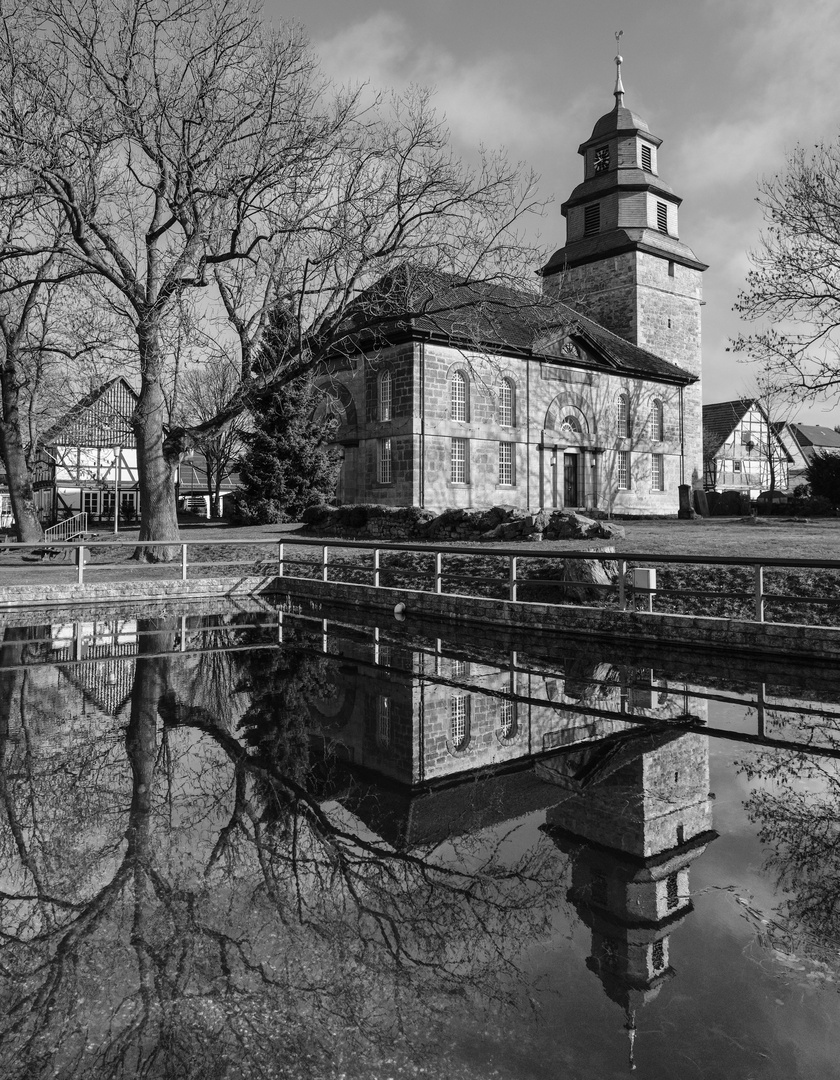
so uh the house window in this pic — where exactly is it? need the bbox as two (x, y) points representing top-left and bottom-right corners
(583, 203), (600, 236)
(83, 491), (99, 515)
(378, 369), (392, 421)
(498, 378), (514, 426)
(617, 450), (631, 490)
(378, 438), (392, 484)
(498, 442), (514, 486)
(452, 658), (469, 678)
(651, 399), (664, 441)
(641, 144), (652, 172)
(651, 453), (664, 491)
(499, 700), (517, 739)
(450, 695), (470, 750)
(656, 201), (668, 233)
(376, 696), (391, 747)
(451, 370), (467, 421)
(617, 393), (630, 438)
(450, 437), (468, 483)
(733, 460), (742, 476)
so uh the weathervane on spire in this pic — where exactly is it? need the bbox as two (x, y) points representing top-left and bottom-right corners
(614, 29), (625, 106)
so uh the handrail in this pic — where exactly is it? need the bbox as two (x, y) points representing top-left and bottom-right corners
(6, 534), (840, 631)
(44, 512), (88, 543)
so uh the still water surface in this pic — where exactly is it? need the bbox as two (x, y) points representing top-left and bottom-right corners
(1, 604), (839, 1079)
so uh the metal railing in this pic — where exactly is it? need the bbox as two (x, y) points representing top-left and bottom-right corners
(4, 534), (840, 628)
(44, 511), (89, 543)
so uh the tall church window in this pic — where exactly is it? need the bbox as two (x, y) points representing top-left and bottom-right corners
(450, 695), (470, 750)
(378, 369), (392, 420)
(451, 437), (468, 483)
(651, 453), (664, 491)
(641, 143), (653, 172)
(656, 201), (668, 233)
(378, 438), (392, 484)
(498, 443), (514, 486)
(499, 700), (517, 739)
(584, 203), (600, 236)
(651, 399), (664, 441)
(451, 370), (467, 421)
(617, 393), (630, 438)
(617, 451), (631, 490)
(376, 696), (391, 747)
(498, 378), (515, 426)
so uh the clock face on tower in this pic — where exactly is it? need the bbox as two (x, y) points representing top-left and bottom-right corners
(594, 146), (610, 174)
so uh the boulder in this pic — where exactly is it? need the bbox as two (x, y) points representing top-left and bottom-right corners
(561, 545), (618, 602)
(545, 510), (624, 541)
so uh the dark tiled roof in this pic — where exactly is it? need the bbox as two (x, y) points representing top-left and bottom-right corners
(789, 423), (840, 450)
(340, 268), (695, 384)
(702, 400), (751, 452)
(177, 453), (240, 492)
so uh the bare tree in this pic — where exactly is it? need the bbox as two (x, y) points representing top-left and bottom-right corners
(732, 138), (840, 400)
(0, 0), (547, 558)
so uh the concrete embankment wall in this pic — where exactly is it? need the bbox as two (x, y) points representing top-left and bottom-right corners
(2, 574), (839, 661)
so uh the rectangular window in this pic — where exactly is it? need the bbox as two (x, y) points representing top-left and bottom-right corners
(376, 695), (391, 747)
(583, 203), (600, 236)
(378, 437), (392, 484)
(451, 437), (468, 483)
(656, 201), (668, 233)
(450, 695), (469, 748)
(498, 442), (514, 485)
(452, 659), (468, 678)
(617, 450), (630, 490)
(651, 454), (664, 491)
(83, 491), (98, 515)
(641, 144), (652, 172)
(733, 460), (742, 474)
(666, 872), (679, 910)
(652, 940), (665, 971)
(668, 259), (675, 278)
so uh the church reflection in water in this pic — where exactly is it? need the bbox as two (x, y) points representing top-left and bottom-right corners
(307, 624), (717, 1063)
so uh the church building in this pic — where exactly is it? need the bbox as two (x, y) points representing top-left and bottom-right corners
(325, 54), (706, 516)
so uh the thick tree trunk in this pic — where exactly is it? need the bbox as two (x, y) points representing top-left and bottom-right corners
(134, 329), (180, 561)
(0, 370), (44, 543)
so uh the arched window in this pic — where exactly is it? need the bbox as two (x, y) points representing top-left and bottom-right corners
(617, 393), (630, 438)
(499, 700), (518, 740)
(498, 378), (515, 426)
(451, 370), (467, 422)
(651, 399), (664, 441)
(378, 369), (392, 421)
(560, 415), (581, 436)
(450, 695), (470, 751)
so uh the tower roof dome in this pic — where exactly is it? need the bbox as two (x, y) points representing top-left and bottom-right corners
(589, 104), (653, 142)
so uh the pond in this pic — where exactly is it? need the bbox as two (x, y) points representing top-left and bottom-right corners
(1, 601), (838, 1079)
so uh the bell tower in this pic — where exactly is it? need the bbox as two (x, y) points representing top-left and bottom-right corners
(542, 42), (707, 384)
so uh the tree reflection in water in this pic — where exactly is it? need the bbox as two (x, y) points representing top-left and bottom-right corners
(739, 707), (840, 966)
(0, 619), (565, 1079)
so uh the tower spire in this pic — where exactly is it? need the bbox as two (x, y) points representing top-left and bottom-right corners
(614, 30), (625, 107)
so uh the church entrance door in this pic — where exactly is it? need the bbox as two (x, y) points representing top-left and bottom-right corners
(564, 453), (579, 507)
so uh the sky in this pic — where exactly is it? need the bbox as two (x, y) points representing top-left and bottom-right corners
(263, 0), (840, 423)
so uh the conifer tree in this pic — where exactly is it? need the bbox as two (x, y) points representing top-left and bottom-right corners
(235, 377), (340, 522)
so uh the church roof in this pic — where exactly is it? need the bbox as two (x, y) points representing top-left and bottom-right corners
(585, 103), (658, 147)
(340, 269), (697, 385)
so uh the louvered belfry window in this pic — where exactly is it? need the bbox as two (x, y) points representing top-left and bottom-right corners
(641, 144), (652, 172)
(657, 201), (668, 233)
(583, 203), (600, 236)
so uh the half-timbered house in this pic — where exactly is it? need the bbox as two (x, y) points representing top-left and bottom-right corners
(33, 378), (140, 525)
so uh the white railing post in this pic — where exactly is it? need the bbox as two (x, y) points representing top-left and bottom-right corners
(435, 551), (442, 594)
(181, 543), (188, 582)
(509, 555), (518, 602)
(373, 548), (380, 588)
(322, 546), (329, 583)
(278, 542), (284, 577)
(754, 565), (765, 622)
(618, 559), (627, 611)
(76, 544), (85, 585)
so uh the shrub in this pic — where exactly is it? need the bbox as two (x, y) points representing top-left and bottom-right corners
(806, 451), (840, 507)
